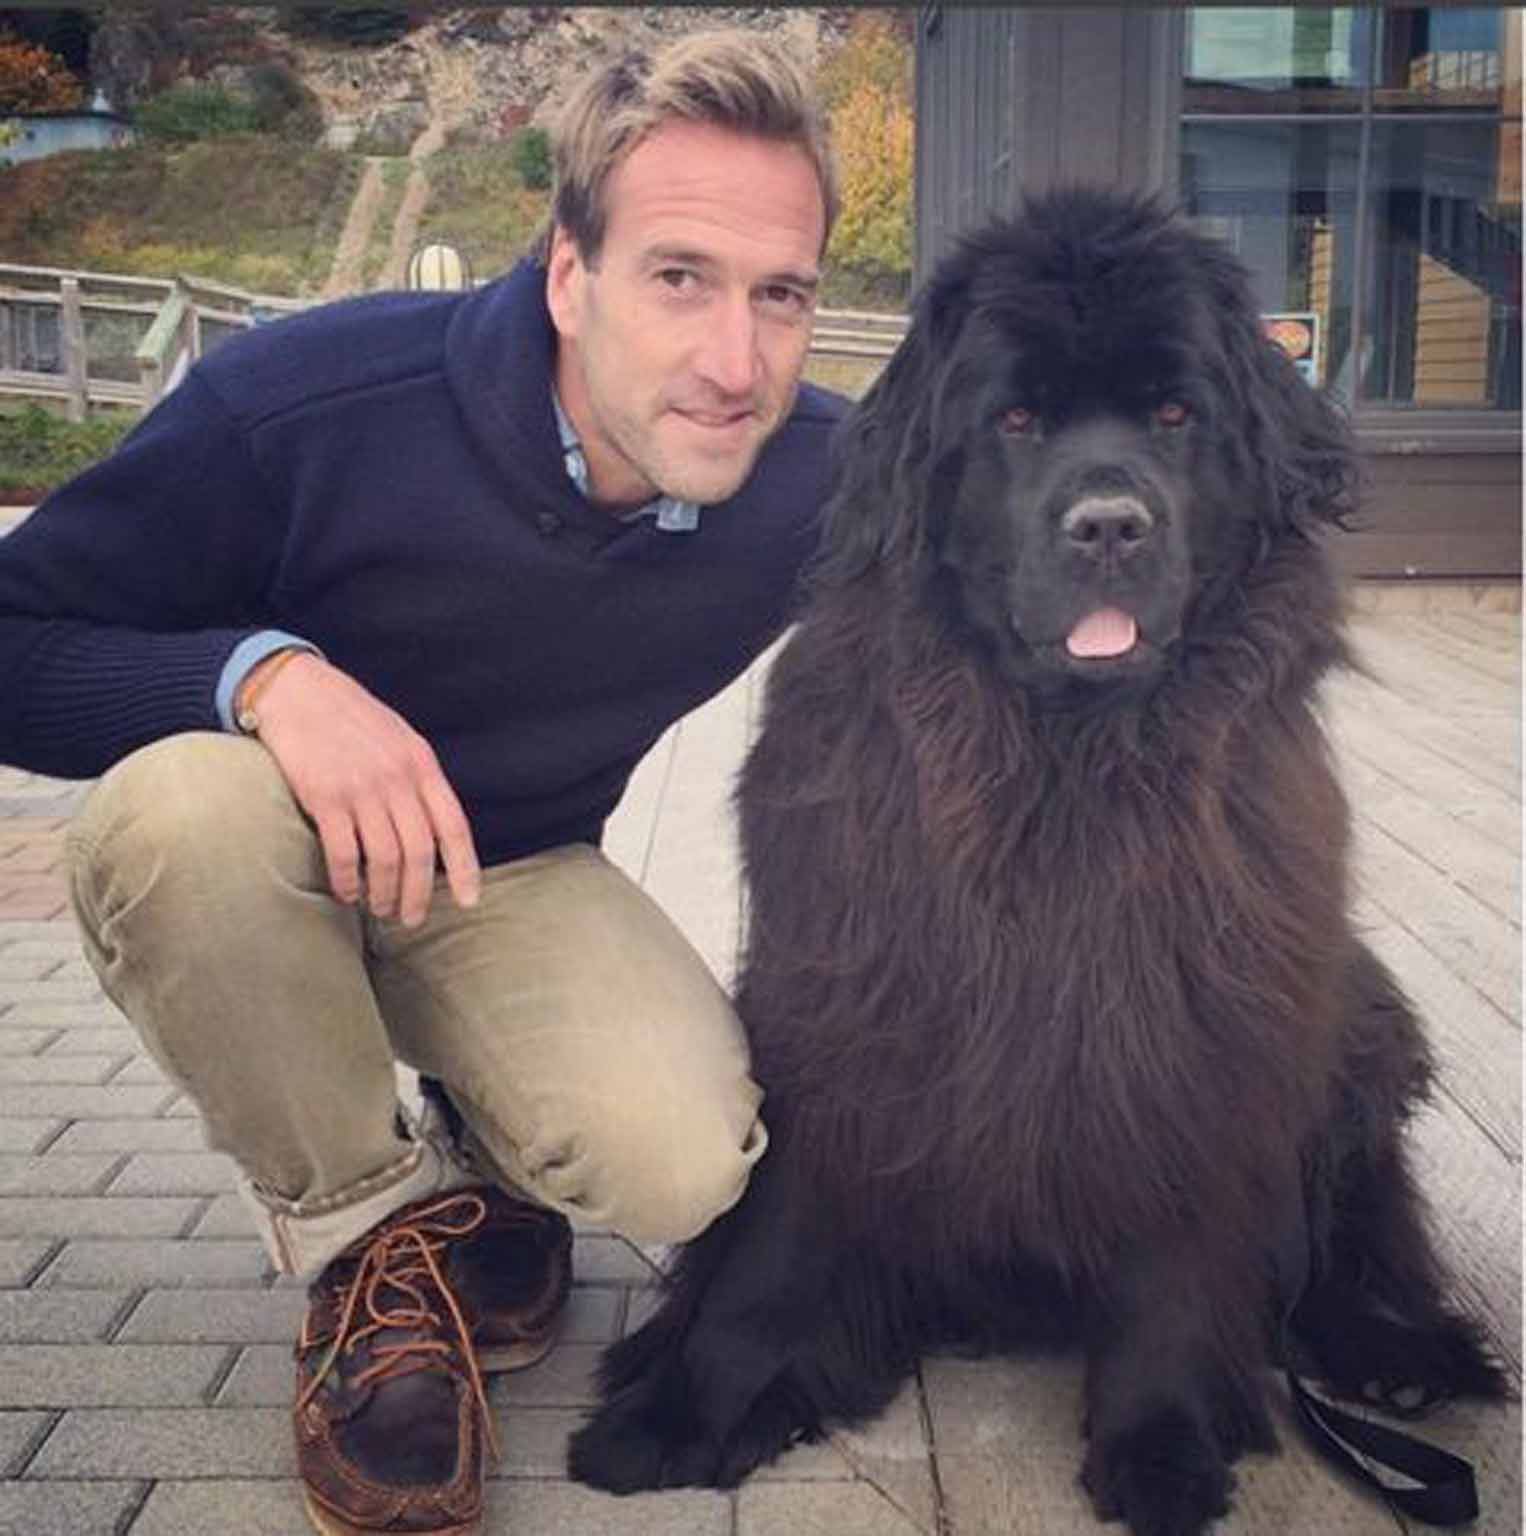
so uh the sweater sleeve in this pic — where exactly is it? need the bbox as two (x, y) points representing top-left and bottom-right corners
(0, 370), (288, 778)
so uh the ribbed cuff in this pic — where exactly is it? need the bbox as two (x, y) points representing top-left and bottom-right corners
(16, 625), (263, 778)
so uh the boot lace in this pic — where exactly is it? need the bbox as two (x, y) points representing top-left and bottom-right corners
(297, 1191), (500, 1459)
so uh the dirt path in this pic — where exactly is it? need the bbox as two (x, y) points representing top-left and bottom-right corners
(320, 156), (387, 298)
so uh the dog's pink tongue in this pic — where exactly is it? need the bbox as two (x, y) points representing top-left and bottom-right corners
(1066, 607), (1138, 658)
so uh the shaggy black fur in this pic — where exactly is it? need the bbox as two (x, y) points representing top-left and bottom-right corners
(567, 188), (1508, 1534)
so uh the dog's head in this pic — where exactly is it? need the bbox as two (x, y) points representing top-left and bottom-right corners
(815, 188), (1357, 691)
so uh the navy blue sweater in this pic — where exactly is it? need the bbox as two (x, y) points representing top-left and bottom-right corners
(0, 261), (846, 866)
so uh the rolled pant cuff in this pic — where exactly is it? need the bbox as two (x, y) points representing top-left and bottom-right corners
(238, 1124), (477, 1280)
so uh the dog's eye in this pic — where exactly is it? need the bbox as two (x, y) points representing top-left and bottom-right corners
(1156, 401), (1190, 429)
(998, 407), (1036, 436)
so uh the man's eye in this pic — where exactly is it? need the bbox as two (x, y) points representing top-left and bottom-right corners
(657, 269), (699, 293)
(760, 283), (810, 314)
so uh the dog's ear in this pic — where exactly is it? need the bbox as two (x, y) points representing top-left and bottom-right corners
(812, 261), (973, 587)
(1197, 241), (1359, 539)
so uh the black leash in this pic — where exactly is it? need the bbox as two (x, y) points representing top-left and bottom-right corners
(1278, 1190), (1483, 1527)
(1284, 1368), (1481, 1526)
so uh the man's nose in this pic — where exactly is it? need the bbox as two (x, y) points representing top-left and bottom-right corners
(695, 295), (760, 397)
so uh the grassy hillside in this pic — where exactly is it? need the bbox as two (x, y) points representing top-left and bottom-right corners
(0, 136), (359, 295)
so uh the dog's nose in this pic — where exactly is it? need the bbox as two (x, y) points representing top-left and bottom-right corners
(1061, 495), (1155, 557)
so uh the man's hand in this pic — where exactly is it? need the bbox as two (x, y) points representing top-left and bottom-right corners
(237, 651), (481, 925)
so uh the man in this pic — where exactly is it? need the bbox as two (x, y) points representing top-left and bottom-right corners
(0, 29), (842, 1535)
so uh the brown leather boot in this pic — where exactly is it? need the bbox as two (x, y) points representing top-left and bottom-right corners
(447, 1185), (573, 1371)
(295, 1186), (570, 1536)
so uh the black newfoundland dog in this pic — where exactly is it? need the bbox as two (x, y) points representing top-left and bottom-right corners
(568, 188), (1507, 1533)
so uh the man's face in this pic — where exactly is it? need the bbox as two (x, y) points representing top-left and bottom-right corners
(546, 118), (825, 509)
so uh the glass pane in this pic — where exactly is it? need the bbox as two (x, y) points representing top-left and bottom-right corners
(1374, 8), (1519, 113)
(1183, 8), (1368, 114)
(1361, 122), (1522, 408)
(1180, 122), (1362, 398)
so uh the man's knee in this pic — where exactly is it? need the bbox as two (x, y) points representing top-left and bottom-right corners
(512, 1093), (769, 1245)
(68, 732), (314, 912)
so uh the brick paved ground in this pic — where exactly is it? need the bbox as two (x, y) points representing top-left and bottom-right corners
(0, 569), (1519, 1535)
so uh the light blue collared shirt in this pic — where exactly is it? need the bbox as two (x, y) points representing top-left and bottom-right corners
(551, 391), (701, 533)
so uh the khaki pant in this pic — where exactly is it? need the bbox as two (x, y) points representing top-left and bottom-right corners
(67, 734), (766, 1278)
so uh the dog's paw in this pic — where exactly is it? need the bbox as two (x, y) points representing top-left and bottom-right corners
(1304, 1304), (1512, 1412)
(566, 1380), (722, 1494)
(1081, 1405), (1233, 1536)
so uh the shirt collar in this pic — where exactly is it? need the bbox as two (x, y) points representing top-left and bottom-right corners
(551, 389), (701, 533)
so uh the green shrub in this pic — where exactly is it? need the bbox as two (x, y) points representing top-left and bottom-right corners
(248, 61), (324, 140)
(135, 83), (261, 142)
(0, 404), (139, 500)
(509, 125), (551, 191)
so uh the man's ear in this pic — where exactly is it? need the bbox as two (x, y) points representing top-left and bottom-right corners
(544, 226), (584, 341)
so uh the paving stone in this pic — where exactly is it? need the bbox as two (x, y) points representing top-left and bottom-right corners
(489, 1342), (601, 1408)
(0, 1027), (56, 1054)
(485, 1482), (730, 1535)
(48, 1119), (209, 1155)
(0, 933), (74, 958)
(160, 1092), (203, 1118)
(0, 1344), (228, 1406)
(114, 1287), (306, 1344)
(0, 953), (62, 981)
(189, 1192), (255, 1237)
(737, 1479), (927, 1534)
(131, 1479), (310, 1535)
(486, 1406), (585, 1477)
(827, 1382), (938, 1531)
(0, 1085), (176, 1121)
(0, 1478), (146, 1534)
(40, 1239), (269, 1289)
(0, 1291), (127, 1343)
(24, 1405), (291, 1477)
(0, 990), (113, 1016)
(211, 1344), (291, 1406)
(562, 1284), (622, 1344)
(0, 1153), (119, 1196)
(41, 1027), (136, 1056)
(0, 1407), (52, 1475)
(752, 1436), (857, 1482)
(0, 1054), (125, 1084)
(0, 1197), (200, 1239)
(625, 1287), (662, 1334)
(573, 1233), (661, 1286)
(0, 1118), (61, 1153)
(110, 1056), (169, 1085)
(107, 1151), (236, 1196)
(0, 1238), (53, 1287)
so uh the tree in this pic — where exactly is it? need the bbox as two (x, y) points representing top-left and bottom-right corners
(0, 27), (85, 112)
(820, 14), (914, 292)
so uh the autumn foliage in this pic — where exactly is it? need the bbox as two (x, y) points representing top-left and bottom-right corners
(820, 13), (914, 302)
(0, 29), (84, 114)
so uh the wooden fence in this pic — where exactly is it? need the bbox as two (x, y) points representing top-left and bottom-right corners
(0, 261), (905, 421)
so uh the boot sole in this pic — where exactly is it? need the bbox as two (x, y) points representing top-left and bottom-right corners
(475, 1324), (558, 1373)
(304, 1488), (479, 1536)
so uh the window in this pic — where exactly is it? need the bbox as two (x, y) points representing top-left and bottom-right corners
(1181, 7), (1520, 412)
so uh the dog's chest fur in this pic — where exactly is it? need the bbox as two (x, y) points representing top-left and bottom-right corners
(738, 571), (1348, 1272)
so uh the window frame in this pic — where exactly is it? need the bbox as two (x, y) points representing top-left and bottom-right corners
(1175, 6), (1522, 448)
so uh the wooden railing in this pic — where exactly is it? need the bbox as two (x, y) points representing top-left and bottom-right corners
(0, 261), (904, 420)
(0, 263), (306, 420)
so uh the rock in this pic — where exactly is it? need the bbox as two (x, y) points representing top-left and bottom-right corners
(359, 99), (431, 154)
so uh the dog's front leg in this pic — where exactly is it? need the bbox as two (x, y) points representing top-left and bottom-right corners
(1079, 1237), (1275, 1536)
(568, 1143), (837, 1492)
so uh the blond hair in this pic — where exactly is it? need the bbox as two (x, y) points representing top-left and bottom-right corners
(537, 27), (836, 265)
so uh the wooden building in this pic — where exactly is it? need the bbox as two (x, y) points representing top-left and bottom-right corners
(914, 6), (1522, 582)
